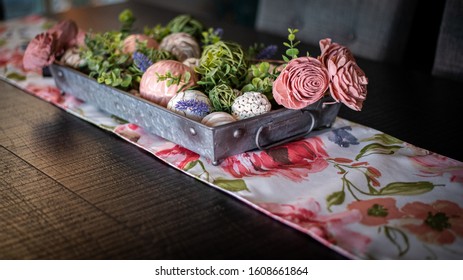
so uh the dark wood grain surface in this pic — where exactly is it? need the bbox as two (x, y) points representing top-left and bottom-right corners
(1, 1), (462, 260)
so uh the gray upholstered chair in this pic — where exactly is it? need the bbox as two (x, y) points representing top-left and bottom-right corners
(432, 0), (463, 82)
(255, 0), (417, 64)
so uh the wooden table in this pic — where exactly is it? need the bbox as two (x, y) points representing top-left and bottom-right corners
(1, 2), (462, 259)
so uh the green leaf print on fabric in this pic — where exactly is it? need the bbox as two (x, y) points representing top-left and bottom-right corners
(184, 160), (249, 191)
(326, 190), (345, 211)
(356, 143), (402, 160)
(383, 225), (410, 257)
(378, 181), (438, 195)
(6, 72), (26, 81)
(362, 133), (403, 145)
(213, 178), (249, 192)
(325, 158), (441, 211)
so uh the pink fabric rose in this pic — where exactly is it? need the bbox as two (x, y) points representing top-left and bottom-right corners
(328, 58), (368, 111)
(319, 38), (368, 111)
(23, 32), (58, 71)
(273, 56), (330, 109)
(22, 19), (79, 71)
(319, 38), (355, 67)
(48, 19), (78, 51)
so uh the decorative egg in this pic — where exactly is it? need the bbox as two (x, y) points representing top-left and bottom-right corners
(182, 57), (200, 69)
(159, 32), (200, 61)
(167, 90), (212, 121)
(201, 112), (236, 127)
(231, 91), (272, 120)
(123, 34), (159, 54)
(139, 60), (197, 107)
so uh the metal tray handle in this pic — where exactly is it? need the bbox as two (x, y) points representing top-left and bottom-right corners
(255, 111), (316, 150)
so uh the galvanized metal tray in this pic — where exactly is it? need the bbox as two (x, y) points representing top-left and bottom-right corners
(50, 64), (340, 165)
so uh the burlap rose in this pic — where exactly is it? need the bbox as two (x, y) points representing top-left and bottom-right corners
(328, 58), (368, 111)
(273, 57), (329, 109)
(319, 38), (355, 67)
(23, 32), (57, 71)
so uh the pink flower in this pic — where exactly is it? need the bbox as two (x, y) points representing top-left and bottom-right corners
(260, 198), (371, 256)
(155, 144), (200, 169)
(410, 153), (463, 183)
(328, 58), (368, 111)
(319, 38), (355, 67)
(25, 84), (62, 103)
(401, 200), (463, 245)
(348, 198), (404, 226)
(22, 20), (78, 71)
(48, 19), (78, 51)
(221, 137), (329, 182)
(273, 56), (329, 109)
(0, 49), (25, 71)
(318, 38), (368, 111)
(22, 32), (57, 71)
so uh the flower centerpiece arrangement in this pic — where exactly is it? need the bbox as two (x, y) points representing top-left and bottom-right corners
(23, 9), (368, 127)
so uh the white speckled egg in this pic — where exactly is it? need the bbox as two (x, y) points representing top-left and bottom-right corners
(167, 90), (212, 121)
(139, 60), (197, 107)
(201, 112), (236, 127)
(160, 32), (200, 61)
(231, 91), (271, 120)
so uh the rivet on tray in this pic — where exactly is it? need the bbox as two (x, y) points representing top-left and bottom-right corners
(189, 127), (197, 135)
(233, 129), (243, 138)
(57, 71), (63, 77)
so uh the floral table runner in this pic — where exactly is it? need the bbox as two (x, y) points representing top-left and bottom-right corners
(2, 16), (463, 260)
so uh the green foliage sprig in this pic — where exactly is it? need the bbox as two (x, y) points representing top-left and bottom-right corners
(282, 28), (300, 62)
(143, 24), (170, 42)
(246, 42), (265, 60)
(241, 62), (278, 100)
(143, 14), (204, 43)
(201, 27), (222, 46)
(166, 14), (204, 40)
(82, 31), (140, 89)
(156, 71), (192, 93)
(136, 40), (174, 63)
(119, 9), (135, 34)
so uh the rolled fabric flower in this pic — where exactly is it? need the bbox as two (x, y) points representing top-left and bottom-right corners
(48, 19), (78, 51)
(23, 32), (57, 71)
(328, 58), (368, 111)
(23, 19), (79, 71)
(273, 56), (329, 109)
(319, 38), (355, 68)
